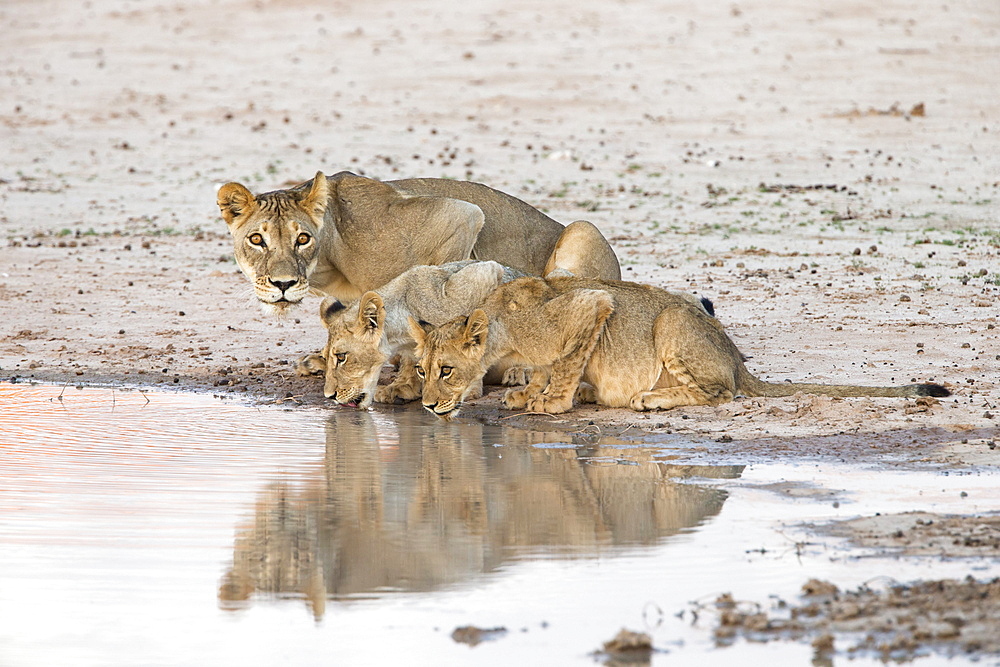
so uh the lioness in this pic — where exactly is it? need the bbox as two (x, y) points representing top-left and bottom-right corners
(410, 276), (950, 419)
(319, 260), (525, 408)
(216, 171), (620, 313)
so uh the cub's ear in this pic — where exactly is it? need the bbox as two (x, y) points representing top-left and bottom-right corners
(217, 182), (257, 227)
(320, 297), (346, 325)
(407, 316), (431, 351)
(463, 309), (489, 349)
(301, 171), (329, 224)
(357, 292), (385, 334)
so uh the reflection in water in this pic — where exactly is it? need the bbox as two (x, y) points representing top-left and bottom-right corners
(6, 384), (999, 665)
(219, 408), (743, 618)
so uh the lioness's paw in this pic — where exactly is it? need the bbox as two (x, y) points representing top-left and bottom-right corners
(501, 367), (532, 386)
(502, 387), (533, 410)
(295, 353), (327, 377)
(526, 394), (572, 415)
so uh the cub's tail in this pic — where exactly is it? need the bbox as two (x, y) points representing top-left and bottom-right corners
(737, 367), (950, 399)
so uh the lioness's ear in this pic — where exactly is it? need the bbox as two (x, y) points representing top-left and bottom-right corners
(301, 171), (329, 224)
(320, 297), (346, 325)
(358, 292), (384, 334)
(217, 182), (257, 227)
(463, 309), (489, 349)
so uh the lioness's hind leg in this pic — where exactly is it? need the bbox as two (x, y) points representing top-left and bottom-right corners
(543, 220), (621, 281)
(295, 352), (327, 377)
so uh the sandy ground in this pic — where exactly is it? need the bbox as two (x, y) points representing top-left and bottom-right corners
(1, 0), (999, 658)
(2, 0), (997, 449)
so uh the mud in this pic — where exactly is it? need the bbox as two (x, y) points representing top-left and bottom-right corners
(709, 577), (1000, 661)
(825, 511), (1000, 558)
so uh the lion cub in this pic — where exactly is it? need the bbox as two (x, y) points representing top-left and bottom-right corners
(410, 275), (950, 419)
(317, 261), (524, 408)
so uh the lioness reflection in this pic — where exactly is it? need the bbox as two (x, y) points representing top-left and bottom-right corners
(219, 409), (742, 619)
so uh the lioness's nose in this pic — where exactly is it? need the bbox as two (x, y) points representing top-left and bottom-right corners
(422, 403), (437, 413)
(270, 278), (298, 293)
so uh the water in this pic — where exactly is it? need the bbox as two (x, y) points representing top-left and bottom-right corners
(0, 383), (997, 666)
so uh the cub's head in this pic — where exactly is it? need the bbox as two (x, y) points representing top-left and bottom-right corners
(409, 310), (490, 421)
(217, 171), (328, 315)
(320, 293), (388, 409)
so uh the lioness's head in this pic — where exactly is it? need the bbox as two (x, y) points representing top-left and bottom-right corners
(409, 310), (490, 421)
(217, 171), (328, 314)
(320, 293), (388, 408)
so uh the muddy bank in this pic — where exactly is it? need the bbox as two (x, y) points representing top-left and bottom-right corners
(708, 576), (1000, 661)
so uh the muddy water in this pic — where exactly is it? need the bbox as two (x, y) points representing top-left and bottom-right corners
(0, 383), (997, 666)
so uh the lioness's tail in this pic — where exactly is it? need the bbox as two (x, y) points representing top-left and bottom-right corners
(736, 367), (950, 399)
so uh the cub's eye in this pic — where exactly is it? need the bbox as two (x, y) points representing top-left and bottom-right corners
(414, 366), (425, 379)
(248, 233), (265, 247)
(334, 352), (347, 365)
(296, 232), (311, 246)
(440, 366), (453, 379)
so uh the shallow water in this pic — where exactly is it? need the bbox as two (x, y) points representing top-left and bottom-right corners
(0, 383), (997, 666)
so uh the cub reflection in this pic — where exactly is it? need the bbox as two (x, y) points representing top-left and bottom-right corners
(219, 408), (742, 619)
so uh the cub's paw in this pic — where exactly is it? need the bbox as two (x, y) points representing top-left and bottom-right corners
(374, 385), (398, 404)
(502, 387), (534, 410)
(575, 383), (598, 404)
(466, 378), (484, 401)
(526, 393), (572, 415)
(629, 392), (656, 412)
(374, 382), (420, 404)
(295, 353), (327, 377)
(501, 366), (532, 386)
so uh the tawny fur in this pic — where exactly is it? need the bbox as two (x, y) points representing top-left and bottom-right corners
(217, 171), (621, 316)
(315, 261), (524, 409)
(412, 276), (950, 418)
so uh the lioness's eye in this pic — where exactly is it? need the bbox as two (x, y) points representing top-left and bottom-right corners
(296, 232), (311, 246)
(440, 366), (453, 378)
(414, 366), (425, 379)
(334, 352), (347, 364)
(248, 233), (265, 247)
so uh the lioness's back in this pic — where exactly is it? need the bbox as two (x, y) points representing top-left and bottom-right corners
(389, 178), (566, 275)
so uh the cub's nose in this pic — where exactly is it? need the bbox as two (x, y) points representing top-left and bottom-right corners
(422, 402), (437, 414)
(270, 278), (298, 293)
